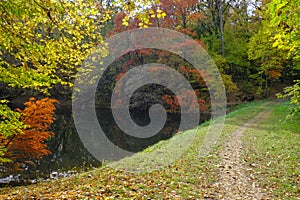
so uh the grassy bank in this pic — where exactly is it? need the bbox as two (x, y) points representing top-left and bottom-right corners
(243, 101), (300, 199)
(0, 101), (298, 199)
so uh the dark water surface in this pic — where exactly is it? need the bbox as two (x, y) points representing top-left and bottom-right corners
(1, 106), (209, 186)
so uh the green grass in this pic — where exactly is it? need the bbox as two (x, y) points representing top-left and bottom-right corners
(243, 101), (300, 199)
(0, 100), (298, 199)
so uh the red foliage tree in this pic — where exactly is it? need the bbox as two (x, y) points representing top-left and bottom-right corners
(108, 0), (204, 38)
(107, 0), (209, 112)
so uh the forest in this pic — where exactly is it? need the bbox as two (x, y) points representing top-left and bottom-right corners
(0, 0), (299, 198)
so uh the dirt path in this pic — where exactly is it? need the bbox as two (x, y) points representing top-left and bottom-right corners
(214, 108), (272, 200)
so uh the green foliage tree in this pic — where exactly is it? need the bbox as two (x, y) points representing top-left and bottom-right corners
(0, 100), (26, 163)
(248, 0), (300, 113)
(277, 80), (300, 117)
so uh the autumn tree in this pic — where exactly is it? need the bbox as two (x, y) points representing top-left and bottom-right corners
(249, 0), (300, 115)
(109, 0), (198, 37)
(107, 0), (241, 112)
(0, 0), (110, 164)
(0, 0), (160, 163)
(249, 0), (299, 95)
(0, 98), (58, 170)
(108, 0), (208, 112)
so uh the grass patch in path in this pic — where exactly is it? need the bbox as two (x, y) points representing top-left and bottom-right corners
(0, 100), (276, 199)
(243, 101), (300, 199)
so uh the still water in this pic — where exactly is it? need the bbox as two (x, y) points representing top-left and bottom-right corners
(1, 107), (208, 186)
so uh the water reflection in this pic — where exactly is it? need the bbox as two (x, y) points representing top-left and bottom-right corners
(1, 106), (195, 186)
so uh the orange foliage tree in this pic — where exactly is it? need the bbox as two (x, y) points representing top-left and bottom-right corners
(0, 98), (58, 169)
